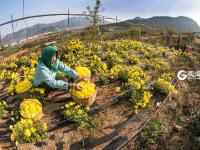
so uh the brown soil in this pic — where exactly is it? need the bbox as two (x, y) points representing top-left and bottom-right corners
(1, 48), (200, 150)
(0, 81), (171, 150)
(0, 80), (122, 149)
(1, 49), (28, 62)
(123, 51), (200, 150)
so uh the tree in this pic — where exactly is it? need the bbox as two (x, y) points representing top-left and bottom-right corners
(167, 27), (177, 35)
(82, 0), (101, 41)
(127, 26), (142, 40)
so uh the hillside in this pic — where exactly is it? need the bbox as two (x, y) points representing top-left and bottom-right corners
(2, 17), (108, 45)
(112, 16), (200, 32)
(2, 16), (200, 45)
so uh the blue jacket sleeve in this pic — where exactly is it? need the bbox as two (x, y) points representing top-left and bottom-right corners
(40, 69), (68, 90)
(57, 60), (78, 79)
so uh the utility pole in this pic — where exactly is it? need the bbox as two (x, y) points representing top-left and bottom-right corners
(23, 0), (28, 40)
(23, 0), (24, 17)
(11, 15), (15, 44)
(67, 9), (70, 31)
(0, 29), (2, 49)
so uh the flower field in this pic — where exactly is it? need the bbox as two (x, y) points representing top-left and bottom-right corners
(0, 38), (181, 149)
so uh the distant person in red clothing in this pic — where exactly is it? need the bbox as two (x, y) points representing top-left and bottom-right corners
(182, 44), (193, 54)
(186, 45), (193, 53)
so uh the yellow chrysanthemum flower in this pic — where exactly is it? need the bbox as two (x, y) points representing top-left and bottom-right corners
(66, 39), (84, 52)
(42, 123), (48, 131)
(65, 104), (69, 108)
(30, 127), (36, 133)
(77, 109), (84, 115)
(11, 133), (15, 142)
(153, 78), (175, 95)
(71, 82), (96, 99)
(74, 105), (81, 110)
(30, 88), (45, 95)
(75, 66), (91, 78)
(19, 99), (42, 119)
(86, 107), (90, 111)
(65, 110), (71, 116)
(68, 102), (75, 106)
(115, 87), (121, 93)
(24, 129), (31, 137)
(15, 79), (32, 94)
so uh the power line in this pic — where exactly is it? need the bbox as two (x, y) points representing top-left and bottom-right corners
(0, 13), (156, 32)
(0, 13), (92, 27)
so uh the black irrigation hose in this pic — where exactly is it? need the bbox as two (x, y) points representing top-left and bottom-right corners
(0, 136), (10, 142)
(0, 80), (10, 100)
(78, 110), (148, 149)
(0, 86), (134, 142)
(79, 78), (177, 149)
(12, 85), (137, 136)
(114, 78), (179, 150)
(0, 78), (155, 142)
(0, 91), (9, 100)
(47, 88), (134, 131)
(89, 88), (132, 115)
(0, 93), (9, 101)
(71, 78), (177, 149)
(0, 78), (179, 147)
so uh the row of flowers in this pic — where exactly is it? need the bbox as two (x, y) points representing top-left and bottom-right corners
(0, 38), (179, 146)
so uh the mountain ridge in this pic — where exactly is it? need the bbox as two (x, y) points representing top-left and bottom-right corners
(127, 16), (200, 32)
(2, 16), (200, 45)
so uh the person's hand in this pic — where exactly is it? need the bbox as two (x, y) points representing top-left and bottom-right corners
(69, 83), (82, 91)
(75, 76), (90, 83)
(82, 77), (90, 82)
(74, 84), (82, 91)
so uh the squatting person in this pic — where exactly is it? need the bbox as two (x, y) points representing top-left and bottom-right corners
(33, 46), (82, 96)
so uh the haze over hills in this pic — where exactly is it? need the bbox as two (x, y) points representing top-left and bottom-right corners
(125, 16), (200, 32)
(1, 16), (108, 45)
(2, 16), (200, 45)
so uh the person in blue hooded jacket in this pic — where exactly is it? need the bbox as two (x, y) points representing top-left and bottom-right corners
(33, 46), (82, 94)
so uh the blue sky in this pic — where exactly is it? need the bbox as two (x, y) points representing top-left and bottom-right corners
(1, 0), (200, 36)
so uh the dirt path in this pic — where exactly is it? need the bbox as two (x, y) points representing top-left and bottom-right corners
(1, 49), (28, 62)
